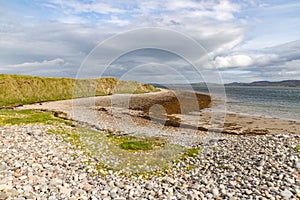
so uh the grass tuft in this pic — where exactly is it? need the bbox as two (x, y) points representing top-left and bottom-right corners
(119, 141), (153, 151)
(185, 147), (202, 157)
(0, 109), (71, 126)
(294, 145), (300, 151)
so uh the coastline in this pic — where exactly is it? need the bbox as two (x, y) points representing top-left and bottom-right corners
(17, 88), (300, 139)
(1, 124), (300, 199)
(2, 89), (300, 199)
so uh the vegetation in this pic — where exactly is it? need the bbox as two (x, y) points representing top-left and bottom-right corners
(113, 135), (166, 151)
(185, 147), (202, 157)
(0, 108), (204, 175)
(119, 141), (153, 151)
(217, 165), (229, 169)
(294, 145), (300, 151)
(0, 74), (157, 107)
(75, 129), (184, 173)
(0, 74), (208, 176)
(0, 109), (71, 126)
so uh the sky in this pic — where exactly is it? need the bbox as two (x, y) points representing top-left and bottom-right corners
(0, 0), (300, 83)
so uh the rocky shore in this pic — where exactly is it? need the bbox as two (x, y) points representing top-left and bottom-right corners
(3, 89), (300, 199)
(1, 123), (300, 199)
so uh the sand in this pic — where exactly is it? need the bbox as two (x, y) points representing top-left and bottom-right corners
(17, 88), (300, 146)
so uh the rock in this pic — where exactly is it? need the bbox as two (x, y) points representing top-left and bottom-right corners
(110, 192), (118, 199)
(1, 123), (300, 200)
(245, 189), (253, 195)
(49, 178), (63, 186)
(286, 178), (295, 184)
(79, 173), (87, 180)
(212, 188), (219, 197)
(206, 193), (213, 198)
(187, 193), (195, 200)
(60, 187), (71, 196)
(0, 184), (12, 191)
(145, 183), (153, 190)
(280, 189), (293, 199)
(295, 162), (300, 169)
(0, 192), (8, 200)
(48, 196), (57, 200)
(23, 184), (33, 192)
(101, 190), (109, 196)
(221, 189), (227, 195)
(257, 166), (263, 171)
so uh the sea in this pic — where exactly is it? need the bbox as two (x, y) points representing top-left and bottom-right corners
(193, 86), (300, 122)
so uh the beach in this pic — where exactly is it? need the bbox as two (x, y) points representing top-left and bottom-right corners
(18, 88), (300, 143)
(1, 89), (299, 199)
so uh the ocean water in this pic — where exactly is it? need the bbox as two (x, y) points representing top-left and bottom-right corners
(193, 86), (300, 122)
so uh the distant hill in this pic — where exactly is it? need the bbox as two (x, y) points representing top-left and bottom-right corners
(226, 80), (300, 87)
(151, 80), (300, 89)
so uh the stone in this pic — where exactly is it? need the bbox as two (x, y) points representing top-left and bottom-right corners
(245, 190), (253, 195)
(221, 189), (227, 195)
(145, 183), (153, 190)
(280, 189), (293, 199)
(101, 190), (109, 196)
(212, 188), (219, 197)
(286, 178), (295, 184)
(49, 178), (63, 186)
(0, 184), (12, 191)
(110, 192), (118, 199)
(0, 192), (8, 200)
(48, 196), (57, 200)
(60, 187), (71, 196)
(206, 193), (213, 198)
(23, 184), (33, 192)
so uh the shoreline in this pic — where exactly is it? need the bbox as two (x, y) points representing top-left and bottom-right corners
(16, 88), (300, 142)
(1, 124), (300, 199)
(2, 89), (300, 199)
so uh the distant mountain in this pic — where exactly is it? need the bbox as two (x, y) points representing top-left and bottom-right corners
(226, 80), (300, 87)
(151, 80), (300, 88)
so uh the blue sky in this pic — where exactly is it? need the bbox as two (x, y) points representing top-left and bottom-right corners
(0, 0), (299, 83)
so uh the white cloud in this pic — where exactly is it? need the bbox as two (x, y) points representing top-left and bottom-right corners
(215, 55), (253, 68)
(1, 0), (299, 82)
(6, 58), (65, 69)
(48, 0), (125, 15)
(106, 16), (129, 26)
(212, 0), (241, 21)
(0, 58), (73, 77)
(214, 53), (279, 68)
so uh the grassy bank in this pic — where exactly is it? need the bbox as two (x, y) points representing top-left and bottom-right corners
(0, 74), (157, 107)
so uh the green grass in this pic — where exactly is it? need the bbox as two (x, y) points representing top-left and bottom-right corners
(54, 127), (184, 174)
(108, 134), (166, 151)
(0, 109), (71, 126)
(0, 74), (158, 107)
(185, 147), (202, 157)
(294, 145), (300, 151)
(119, 141), (152, 150)
(0, 108), (202, 176)
(217, 165), (229, 169)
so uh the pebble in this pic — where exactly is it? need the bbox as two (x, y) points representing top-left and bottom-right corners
(212, 188), (219, 197)
(245, 189), (253, 195)
(0, 192), (8, 200)
(49, 178), (63, 186)
(0, 124), (300, 199)
(280, 189), (293, 199)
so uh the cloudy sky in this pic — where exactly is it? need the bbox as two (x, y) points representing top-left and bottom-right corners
(0, 0), (299, 83)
